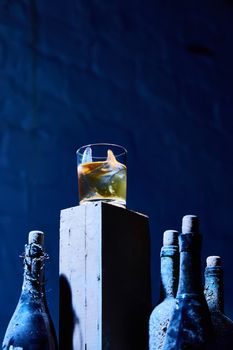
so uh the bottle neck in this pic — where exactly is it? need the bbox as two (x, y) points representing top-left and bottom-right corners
(160, 246), (179, 299)
(204, 267), (224, 313)
(21, 243), (46, 296)
(177, 233), (203, 296)
(22, 265), (44, 295)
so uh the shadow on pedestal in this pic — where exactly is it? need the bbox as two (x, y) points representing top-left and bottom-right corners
(59, 274), (84, 350)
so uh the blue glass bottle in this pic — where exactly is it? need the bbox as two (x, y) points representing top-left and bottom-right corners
(204, 256), (233, 349)
(149, 230), (179, 350)
(163, 215), (213, 350)
(2, 231), (58, 350)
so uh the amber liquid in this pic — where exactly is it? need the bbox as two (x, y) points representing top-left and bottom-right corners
(78, 161), (126, 206)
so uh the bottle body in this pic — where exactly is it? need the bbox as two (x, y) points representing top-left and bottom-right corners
(209, 311), (233, 350)
(163, 293), (211, 349)
(149, 297), (176, 350)
(3, 287), (57, 350)
(149, 230), (179, 350)
(2, 231), (58, 350)
(204, 257), (233, 350)
(163, 216), (213, 350)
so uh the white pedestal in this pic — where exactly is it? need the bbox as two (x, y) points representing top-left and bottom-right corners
(59, 202), (151, 350)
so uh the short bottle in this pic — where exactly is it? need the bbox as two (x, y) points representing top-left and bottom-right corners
(204, 256), (233, 349)
(163, 215), (213, 350)
(149, 230), (179, 350)
(2, 231), (58, 350)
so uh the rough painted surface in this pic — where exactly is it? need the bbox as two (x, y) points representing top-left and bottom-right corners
(1, 0), (233, 342)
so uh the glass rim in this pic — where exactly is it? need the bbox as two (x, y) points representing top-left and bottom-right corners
(76, 143), (127, 158)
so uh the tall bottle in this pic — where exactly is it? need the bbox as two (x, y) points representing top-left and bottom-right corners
(149, 230), (179, 350)
(204, 256), (233, 349)
(163, 215), (213, 350)
(2, 231), (58, 350)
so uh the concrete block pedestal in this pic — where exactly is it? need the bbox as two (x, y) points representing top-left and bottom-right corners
(59, 202), (151, 350)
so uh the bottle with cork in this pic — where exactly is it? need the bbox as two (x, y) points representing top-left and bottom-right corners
(204, 255), (233, 349)
(162, 215), (213, 350)
(2, 231), (58, 350)
(149, 230), (179, 350)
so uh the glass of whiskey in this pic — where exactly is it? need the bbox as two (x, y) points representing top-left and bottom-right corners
(77, 143), (127, 207)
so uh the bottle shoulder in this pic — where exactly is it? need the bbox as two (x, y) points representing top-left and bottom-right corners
(163, 294), (213, 349)
(175, 294), (211, 320)
(149, 298), (176, 350)
(210, 310), (233, 331)
(3, 295), (58, 350)
(150, 297), (176, 317)
(208, 311), (233, 349)
(149, 298), (176, 326)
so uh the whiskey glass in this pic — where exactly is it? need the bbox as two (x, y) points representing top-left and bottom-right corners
(77, 143), (127, 207)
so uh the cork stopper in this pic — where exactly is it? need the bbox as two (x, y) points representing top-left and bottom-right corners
(206, 256), (221, 267)
(28, 231), (44, 246)
(163, 230), (179, 246)
(182, 215), (199, 234)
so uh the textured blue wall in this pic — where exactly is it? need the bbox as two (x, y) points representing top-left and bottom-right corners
(1, 0), (233, 342)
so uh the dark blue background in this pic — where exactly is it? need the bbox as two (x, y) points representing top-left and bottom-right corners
(1, 0), (233, 342)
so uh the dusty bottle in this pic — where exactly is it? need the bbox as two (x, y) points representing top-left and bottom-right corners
(149, 230), (179, 350)
(2, 231), (58, 350)
(204, 256), (233, 349)
(163, 215), (213, 350)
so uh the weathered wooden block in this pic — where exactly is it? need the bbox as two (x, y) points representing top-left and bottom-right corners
(59, 202), (151, 350)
